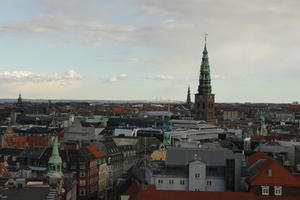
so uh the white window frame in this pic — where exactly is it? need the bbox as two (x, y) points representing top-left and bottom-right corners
(80, 189), (86, 196)
(274, 186), (282, 196)
(80, 171), (86, 177)
(169, 179), (174, 184)
(80, 180), (86, 186)
(158, 179), (163, 184)
(261, 186), (269, 195)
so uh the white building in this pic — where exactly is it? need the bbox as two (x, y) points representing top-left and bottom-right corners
(145, 147), (242, 192)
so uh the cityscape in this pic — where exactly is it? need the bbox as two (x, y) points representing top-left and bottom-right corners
(1, 1), (300, 200)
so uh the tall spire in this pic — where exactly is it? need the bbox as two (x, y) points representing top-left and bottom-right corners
(197, 33), (212, 95)
(204, 33), (208, 53)
(186, 85), (191, 105)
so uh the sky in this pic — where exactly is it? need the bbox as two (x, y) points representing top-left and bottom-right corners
(0, 0), (300, 103)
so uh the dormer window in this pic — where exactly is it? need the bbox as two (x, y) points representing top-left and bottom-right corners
(274, 186), (282, 196)
(262, 186), (269, 195)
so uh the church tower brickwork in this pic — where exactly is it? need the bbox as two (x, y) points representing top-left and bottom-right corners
(194, 36), (215, 123)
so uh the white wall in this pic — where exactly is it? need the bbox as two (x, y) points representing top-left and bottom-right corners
(189, 160), (206, 191)
(205, 177), (225, 191)
(153, 176), (188, 191)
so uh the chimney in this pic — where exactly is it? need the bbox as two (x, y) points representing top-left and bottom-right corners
(267, 168), (272, 177)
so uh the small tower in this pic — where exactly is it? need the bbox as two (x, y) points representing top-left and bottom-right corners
(194, 34), (215, 123)
(260, 113), (268, 136)
(186, 85), (192, 108)
(16, 93), (23, 107)
(47, 137), (63, 182)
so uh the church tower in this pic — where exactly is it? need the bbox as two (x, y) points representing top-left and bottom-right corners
(16, 93), (23, 107)
(47, 136), (63, 180)
(186, 85), (192, 108)
(194, 35), (215, 123)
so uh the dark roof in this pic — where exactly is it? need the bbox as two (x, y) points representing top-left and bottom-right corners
(166, 147), (242, 166)
(20, 147), (47, 159)
(0, 187), (50, 200)
(0, 148), (23, 156)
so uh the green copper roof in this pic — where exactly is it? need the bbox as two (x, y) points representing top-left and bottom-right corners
(197, 42), (212, 95)
(48, 136), (62, 165)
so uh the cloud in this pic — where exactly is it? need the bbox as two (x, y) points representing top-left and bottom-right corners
(0, 70), (83, 98)
(0, 14), (138, 43)
(0, 69), (82, 85)
(147, 75), (174, 80)
(1, 0), (300, 101)
(104, 73), (128, 83)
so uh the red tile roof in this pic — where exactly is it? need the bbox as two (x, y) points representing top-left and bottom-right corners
(247, 152), (300, 186)
(86, 145), (105, 158)
(125, 181), (300, 200)
(125, 181), (256, 200)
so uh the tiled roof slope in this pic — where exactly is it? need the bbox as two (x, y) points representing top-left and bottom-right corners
(125, 181), (300, 200)
(247, 152), (300, 186)
(85, 145), (105, 158)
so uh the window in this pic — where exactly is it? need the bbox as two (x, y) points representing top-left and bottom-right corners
(274, 186), (282, 196)
(261, 186), (269, 195)
(169, 179), (174, 184)
(180, 180), (185, 185)
(80, 180), (86, 186)
(80, 171), (86, 177)
(207, 180), (212, 186)
(195, 173), (200, 178)
(158, 179), (163, 184)
(80, 189), (86, 196)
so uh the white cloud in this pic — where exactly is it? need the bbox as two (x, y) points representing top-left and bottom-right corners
(0, 70), (83, 98)
(104, 73), (128, 83)
(1, 14), (138, 43)
(0, 69), (82, 85)
(147, 75), (174, 80)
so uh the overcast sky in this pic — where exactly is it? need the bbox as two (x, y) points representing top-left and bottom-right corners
(0, 0), (299, 103)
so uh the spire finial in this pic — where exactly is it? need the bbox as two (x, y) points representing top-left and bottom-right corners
(203, 33), (208, 54)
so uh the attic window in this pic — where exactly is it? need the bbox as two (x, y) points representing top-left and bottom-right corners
(274, 186), (282, 196)
(262, 186), (269, 195)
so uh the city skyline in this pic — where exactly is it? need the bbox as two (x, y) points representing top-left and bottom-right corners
(0, 0), (300, 103)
